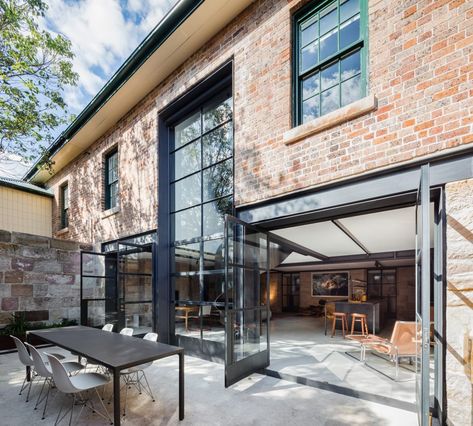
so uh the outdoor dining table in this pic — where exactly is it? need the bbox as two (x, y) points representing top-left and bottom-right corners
(26, 326), (184, 426)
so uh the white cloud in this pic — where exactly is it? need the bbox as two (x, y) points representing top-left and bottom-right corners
(40, 0), (177, 115)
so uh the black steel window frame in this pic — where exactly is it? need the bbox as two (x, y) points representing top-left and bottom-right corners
(105, 148), (119, 210)
(157, 61), (233, 346)
(169, 88), (234, 341)
(292, 0), (367, 126)
(60, 182), (69, 229)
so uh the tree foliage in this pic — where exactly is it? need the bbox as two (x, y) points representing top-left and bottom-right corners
(0, 0), (78, 170)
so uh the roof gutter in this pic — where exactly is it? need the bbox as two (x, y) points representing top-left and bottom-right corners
(24, 0), (205, 182)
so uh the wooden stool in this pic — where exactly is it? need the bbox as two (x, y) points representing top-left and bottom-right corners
(331, 312), (348, 338)
(350, 313), (369, 335)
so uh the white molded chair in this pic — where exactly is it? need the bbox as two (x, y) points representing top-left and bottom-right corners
(119, 327), (134, 336)
(102, 323), (114, 332)
(46, 354), (112, 425)
(25, 343), (83, 420)
(10, 335), (64, 402)
(116, 332), (158, 416)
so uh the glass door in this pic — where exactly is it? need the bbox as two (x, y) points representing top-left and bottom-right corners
(117, 242), (154, 335)
(415, 164), (431, 426)
(224, 215), (270, 387)
(80, 251), (117, 327)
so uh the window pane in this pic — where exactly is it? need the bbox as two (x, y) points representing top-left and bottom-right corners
(175, 112), (200, 149)
(301, 41), (318, 72)
(203, 238), (224, 270)
(341, 0), (360, 21)
(110, 182), (118, 208)
(341, 74), (362, 107)
(203, 96), (232, 133)
(121, 275), (152, 302)
(340, 14), (360, 49)
(203, 197), (232, 237)
(203, 159), (232, 202)
(321, 86), (340, 115)
(202, 123), (232, 167)
(173, 243), (200, 273)
(173, 140), (201, 180)
(63, 186), (69, 209)
(171, 173), (201, 212)
(341, 50), (361, 81)
(203, 274), (225, 302)
(172, 206), (201, 242)
(321, 62), (339, 91)
(302, 96), (320, 123)
(301, 20), (318, 46)
(232, 309), (267, 362)
(319, 27), (338, 61)
(174, 276), (200, 302)
(320, 4), (337, 35)
(107, 152), (118, 183)
(302, 72), (320, 100)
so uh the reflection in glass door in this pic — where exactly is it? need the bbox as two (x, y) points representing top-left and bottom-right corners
(224, 215), (270, 387)
(170, 88), (233, 357)
(117, 242), (153, 335)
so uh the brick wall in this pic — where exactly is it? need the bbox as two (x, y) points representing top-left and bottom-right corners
(0, 229), (92, 327)
(445, 178), (473, 426)
(46, 0), (473, 243)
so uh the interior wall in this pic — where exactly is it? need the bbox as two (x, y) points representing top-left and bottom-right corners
(299, 269), (367, 308)
(396, 266), (415, 321)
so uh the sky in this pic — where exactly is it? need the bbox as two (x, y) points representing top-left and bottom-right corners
(0, 0), (178, 179)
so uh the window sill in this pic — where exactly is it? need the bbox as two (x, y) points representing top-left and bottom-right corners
(284, 94), (378, 146)
(102, 206), (120, 219)
(56, 227), (69, 236)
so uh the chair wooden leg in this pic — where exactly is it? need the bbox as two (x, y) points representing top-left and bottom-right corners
(350, 317), (355, 335)
(341, 317), (345, 337)
(331, 317), (336, 337)
(364, 319), (368, 335)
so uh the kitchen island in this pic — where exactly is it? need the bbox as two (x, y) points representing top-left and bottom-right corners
(333, 299), (387, 334)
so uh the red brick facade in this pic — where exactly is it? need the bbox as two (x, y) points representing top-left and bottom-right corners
(48, 0), (473, 243)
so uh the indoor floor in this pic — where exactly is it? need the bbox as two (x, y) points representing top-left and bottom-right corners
(268, 315), (419, 407)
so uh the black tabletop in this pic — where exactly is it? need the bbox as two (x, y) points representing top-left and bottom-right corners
(28, 326), (183, 370)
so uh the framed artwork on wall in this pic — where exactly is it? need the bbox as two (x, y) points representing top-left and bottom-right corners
(311, 272), (349, 297)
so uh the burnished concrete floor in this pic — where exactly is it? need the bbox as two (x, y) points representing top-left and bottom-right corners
(0, 341), (417, 425)
(269, 315), (418, 404)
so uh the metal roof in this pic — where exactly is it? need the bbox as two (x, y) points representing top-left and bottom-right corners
(0, 176), (54, 197)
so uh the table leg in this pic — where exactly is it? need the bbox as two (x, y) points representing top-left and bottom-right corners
(113, 369), (120, 426)
(179, 352), (184, 420)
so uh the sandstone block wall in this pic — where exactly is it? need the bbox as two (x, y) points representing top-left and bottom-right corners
(0, 230), (92, 327)
(446, 178), (473, 426)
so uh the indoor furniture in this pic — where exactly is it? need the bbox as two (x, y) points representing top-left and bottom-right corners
(350, 313), (369, 335)
(331, 312), (348, 338)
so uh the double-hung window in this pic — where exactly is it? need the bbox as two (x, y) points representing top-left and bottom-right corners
(294, 0), (367, 125)
(105, 149), (118, 210)
(60, 183), (69, 229)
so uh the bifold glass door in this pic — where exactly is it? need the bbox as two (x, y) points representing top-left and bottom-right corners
(224, 215), (270, 387)
(80, 251), (117, 327)
(117, 242), (153, 335)
(415, 164), (431, 426)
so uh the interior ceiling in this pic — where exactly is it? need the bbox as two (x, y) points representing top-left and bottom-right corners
(272, 205), (434, 268)
(275, 258), (415, 272)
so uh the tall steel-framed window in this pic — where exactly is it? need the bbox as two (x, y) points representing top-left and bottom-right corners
(170, 88), (233, 347)
(293, 0), (367, 125)
(60, 183), (69, 229)
(105, 149), (118, 210)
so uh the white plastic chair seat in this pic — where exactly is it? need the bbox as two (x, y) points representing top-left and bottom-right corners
(68, 372), (109, 392)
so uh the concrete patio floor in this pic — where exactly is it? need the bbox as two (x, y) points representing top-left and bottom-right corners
(269, 315), (418, 404)
(0, 345), (418, 426)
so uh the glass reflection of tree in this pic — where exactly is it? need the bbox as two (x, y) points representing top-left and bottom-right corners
(174, 96), (233, 244)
